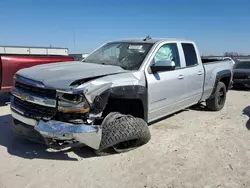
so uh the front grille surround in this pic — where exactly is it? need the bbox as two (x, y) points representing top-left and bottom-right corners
(15, 81), (56, 99)
(13, 96), (57, 120)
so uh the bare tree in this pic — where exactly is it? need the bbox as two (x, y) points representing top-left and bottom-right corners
(224, 52), (239, 57)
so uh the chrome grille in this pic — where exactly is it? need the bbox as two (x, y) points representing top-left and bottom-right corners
(13, 96), (56, 120)
(15, 81), (56, 99)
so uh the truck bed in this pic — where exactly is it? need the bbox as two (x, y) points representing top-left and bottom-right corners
(201, 59), (234, 100)
(201, 57), (231, 64)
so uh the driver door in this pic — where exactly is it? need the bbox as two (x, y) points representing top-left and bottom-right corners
(145, 42), (186, 123)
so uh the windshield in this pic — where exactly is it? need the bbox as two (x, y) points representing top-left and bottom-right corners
(83, 42), (153, 70)
(235, 61), (250, 69)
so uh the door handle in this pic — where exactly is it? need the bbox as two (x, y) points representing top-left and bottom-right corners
(197, 71), (203, 75)
(178, 75), (184, 79)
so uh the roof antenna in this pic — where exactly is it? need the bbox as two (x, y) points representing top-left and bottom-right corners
(143, 35), (152, 41)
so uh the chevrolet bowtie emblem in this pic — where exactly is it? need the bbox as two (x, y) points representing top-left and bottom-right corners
(20, 94), (26, 101)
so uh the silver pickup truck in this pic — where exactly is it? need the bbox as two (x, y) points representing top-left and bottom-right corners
(10, 37), (234, 155)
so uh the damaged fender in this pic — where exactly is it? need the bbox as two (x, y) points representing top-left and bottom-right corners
(57, 71), (147, 117)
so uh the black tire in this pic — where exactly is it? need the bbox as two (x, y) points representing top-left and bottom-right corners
(206, 81), (227, 111)
(94, 113), (151, 156)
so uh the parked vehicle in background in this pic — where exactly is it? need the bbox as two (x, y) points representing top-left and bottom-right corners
(0, 46), (74, 92)
(10, 37), (234, 155)
(232, 59), (250, 89)
(70, 53), (89, 61)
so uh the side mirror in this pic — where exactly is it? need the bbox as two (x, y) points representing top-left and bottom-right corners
(150, 60), (176, 73)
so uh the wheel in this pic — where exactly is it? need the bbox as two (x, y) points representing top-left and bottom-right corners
(206, 81), (227, 111)
(94, 112), (151, 156)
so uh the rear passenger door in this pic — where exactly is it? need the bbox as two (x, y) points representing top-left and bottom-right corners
(180, 43), (204, 105)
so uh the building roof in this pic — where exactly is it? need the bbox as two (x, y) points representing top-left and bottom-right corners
(0, 45), (68, 49)
(0, 45), (69, 56)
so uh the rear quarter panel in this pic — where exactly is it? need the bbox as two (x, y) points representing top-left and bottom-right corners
(202, 60), (233, 100)
(0, 55), (74, 92)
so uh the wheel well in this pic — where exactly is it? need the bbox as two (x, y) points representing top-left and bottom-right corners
(220, 76), (231, 90)
(102, 98), (144, 120)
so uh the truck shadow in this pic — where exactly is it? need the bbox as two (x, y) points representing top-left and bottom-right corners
(189, 103), (212, 112)
(243, 106), (250, 130)
(0, 93), (10, 106)
(0, 114), (98, 161)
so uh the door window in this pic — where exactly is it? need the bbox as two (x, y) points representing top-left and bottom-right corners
(153, 43), (181, 68)
(181, 43), (198, 67)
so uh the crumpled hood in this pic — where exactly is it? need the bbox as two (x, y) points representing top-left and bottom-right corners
(16, 61), (128, 90)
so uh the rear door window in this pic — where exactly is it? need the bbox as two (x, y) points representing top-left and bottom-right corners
(181, 43), (198, 67)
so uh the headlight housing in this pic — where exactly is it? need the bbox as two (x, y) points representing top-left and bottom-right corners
(58, 93), (90, 114)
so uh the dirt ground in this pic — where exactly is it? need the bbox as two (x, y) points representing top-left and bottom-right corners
(0, 90), (250, 188)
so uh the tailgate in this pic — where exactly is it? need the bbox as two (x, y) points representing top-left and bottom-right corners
(0, 55), (74, 92)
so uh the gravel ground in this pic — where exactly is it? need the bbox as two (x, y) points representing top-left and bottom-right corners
(0, 90), (250, 188)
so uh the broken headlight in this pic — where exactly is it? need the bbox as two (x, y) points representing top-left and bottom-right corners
(58, 93), (90, 114)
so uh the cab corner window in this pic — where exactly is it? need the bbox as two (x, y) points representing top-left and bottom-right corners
(153, 43), (180, 68)
(181, 43), (198, 67)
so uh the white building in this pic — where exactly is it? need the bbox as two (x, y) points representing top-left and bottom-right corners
(0, 45), (69, 56)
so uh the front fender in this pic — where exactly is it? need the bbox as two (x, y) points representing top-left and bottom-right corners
(58, 71), (147, 117)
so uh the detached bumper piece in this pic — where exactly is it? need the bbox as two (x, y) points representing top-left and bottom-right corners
(35, 121), (102, 150)
(11, 109), (102, 150)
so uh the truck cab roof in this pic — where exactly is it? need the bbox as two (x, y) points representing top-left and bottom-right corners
(108, 38), (194, 44)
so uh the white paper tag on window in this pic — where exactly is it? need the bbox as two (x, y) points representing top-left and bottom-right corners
(128, 45), (143, 50)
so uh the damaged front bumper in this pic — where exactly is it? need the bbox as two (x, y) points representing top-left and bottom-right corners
(11, 108), (102, 150)
(10, 75), (114, 150)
